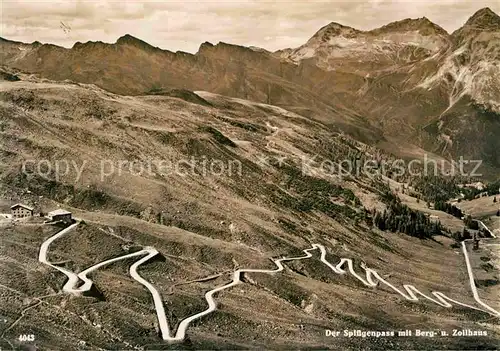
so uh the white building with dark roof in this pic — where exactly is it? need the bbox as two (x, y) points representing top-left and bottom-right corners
(10, 203), (34, 218)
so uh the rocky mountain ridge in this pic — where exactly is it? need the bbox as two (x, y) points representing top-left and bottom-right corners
(278, 17), (451, 72)
(283, 8), (500, 170)
(0, 7), (499, 172)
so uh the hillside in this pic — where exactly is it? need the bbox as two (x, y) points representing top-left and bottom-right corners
(0, 35), (381, 145)
(1, 8), (499, 172)
(0, 73), (499, 349)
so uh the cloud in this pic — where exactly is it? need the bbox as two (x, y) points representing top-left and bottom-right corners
(1, 0), (499, 53)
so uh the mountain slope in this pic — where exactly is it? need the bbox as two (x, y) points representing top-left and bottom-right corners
(1, 73), (498, 350)
(416, 8), (500, 167)
(279, 8), (500, 170)
(0, 35), (382, 145)
(0, 8), (499, 172)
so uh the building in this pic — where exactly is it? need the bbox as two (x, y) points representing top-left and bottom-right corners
(10, 203), (34, 218)
(47, 209), (73, 223)
(464, 182), (485, 191)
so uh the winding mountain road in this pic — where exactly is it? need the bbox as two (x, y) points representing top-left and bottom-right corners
(477, 219), (497, 238)
(38, 221), (500, 343)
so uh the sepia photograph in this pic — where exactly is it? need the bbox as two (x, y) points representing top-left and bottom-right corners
(0, 1), (499, 350)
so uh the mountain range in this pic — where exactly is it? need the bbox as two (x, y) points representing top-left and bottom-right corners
(1, 7), (499, 171)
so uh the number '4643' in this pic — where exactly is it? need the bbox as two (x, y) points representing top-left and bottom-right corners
(18, 334), (35, 342)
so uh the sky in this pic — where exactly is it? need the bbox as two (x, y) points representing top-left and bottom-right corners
(1, 0), (499, 53)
